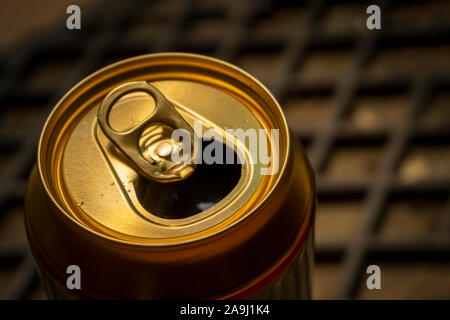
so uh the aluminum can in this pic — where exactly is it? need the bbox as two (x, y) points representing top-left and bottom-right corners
(24, 53), (315, 299)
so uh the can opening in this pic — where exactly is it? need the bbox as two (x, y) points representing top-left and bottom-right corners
(135, 139), (242, 219)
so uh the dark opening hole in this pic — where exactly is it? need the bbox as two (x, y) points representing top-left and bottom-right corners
(136, 139), (242, 219)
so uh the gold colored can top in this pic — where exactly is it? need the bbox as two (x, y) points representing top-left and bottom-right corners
(38, 53), (290, 246)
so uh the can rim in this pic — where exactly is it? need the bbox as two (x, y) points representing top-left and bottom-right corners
(37, 52), (292, 247)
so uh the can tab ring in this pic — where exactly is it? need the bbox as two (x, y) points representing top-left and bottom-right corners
(97, 81), (196, 183)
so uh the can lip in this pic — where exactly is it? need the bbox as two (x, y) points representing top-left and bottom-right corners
(36, 52), (292, 247)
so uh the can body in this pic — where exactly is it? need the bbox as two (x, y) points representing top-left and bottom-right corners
(35, 228), (313, 300)
(24, 53), (315, 299)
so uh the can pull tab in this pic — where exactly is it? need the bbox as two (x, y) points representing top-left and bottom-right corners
(97, 81), (196, 183)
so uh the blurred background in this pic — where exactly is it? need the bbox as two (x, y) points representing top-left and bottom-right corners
(0, 0), (449, 299)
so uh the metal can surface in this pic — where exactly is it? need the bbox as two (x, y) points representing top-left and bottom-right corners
(24, 53), (315, 299)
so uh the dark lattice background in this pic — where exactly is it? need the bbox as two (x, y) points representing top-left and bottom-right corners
(0, 0), (449, 299)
